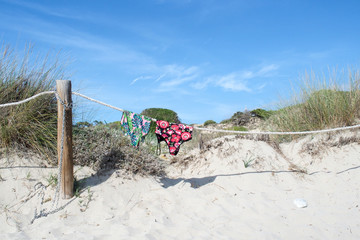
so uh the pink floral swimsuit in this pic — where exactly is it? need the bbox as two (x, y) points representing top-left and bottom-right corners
(155, 120), (193, 155)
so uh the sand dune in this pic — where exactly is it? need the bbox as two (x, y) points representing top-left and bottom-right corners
(1, 131), (360, 239)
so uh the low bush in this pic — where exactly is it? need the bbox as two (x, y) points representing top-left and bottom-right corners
(73, 124), (166, 176)
(220, 119), (232, 124)
(204, 120), (216, 126)
(250, 109), (275, 119)
(229, 111), (251, 126)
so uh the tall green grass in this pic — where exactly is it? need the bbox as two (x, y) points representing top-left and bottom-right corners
(0, 44), (68, 160)
(268, 69), (360, 133)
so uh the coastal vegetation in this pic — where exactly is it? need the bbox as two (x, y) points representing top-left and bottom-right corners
(267, 70), (360, 133)
(1, 44), (359, 175)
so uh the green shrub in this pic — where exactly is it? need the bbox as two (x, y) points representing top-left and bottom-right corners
(74, 121), (92, 128)
(141, 108), (180, 134)
(0, 44), (67, 161)
(229, 111), (251, 126)
(107, 121), (121, 130)
(204, 120), (216, 126)
(141, 108), (180, 123)
(220, 119), (232, 124)
(250, 108), (275, 119)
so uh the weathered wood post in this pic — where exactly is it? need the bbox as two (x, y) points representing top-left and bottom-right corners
(56, 80), (74, 199)
(199, 133), (204, 151)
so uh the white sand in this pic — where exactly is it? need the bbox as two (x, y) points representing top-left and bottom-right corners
(1, 131), (360, 239)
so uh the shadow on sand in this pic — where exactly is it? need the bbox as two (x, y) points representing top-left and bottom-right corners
(159, 170), (299, 189)
(76, 169), (117, 189)
(159, 165), (360, 189)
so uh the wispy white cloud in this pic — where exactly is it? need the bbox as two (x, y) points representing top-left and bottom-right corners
(130, 63), (279, 94)
(0, 9), (200, 88)
(0, 3), (280, 96)
(155, 73), (167, 82)
(213, 72), (252, 92)
(258, 64), (279, 75)
(256, 83), (267, 91)
(130, 76), (153, 85)
(2, 0), (85, 20)
(158, 65), (199, 88)
(131, 64), (200, 90)
(192, 64), (279, 92)
(192, 78), (212, 89)
(0, 12), (100, 49)
(0, 10), (158, 74)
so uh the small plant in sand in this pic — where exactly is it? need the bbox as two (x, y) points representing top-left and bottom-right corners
(25, 171), (31, 180)
(77, 187), (93, 212)
(46, 173), (58, 188)
(73, 176), (86, 196)
(242, 154), (255, 168)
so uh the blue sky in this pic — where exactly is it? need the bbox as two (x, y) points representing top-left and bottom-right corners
(1, 0), (360, 124)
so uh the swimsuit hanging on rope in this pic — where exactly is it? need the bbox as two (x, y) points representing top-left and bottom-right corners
(155, 120), (193, 155)
(121, 111), (151, 147)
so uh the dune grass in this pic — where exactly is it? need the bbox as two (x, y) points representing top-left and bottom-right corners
(0, 44), (68, 161)
(268, 69), (360, 133)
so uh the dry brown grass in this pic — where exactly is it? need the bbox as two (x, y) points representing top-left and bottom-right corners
(73, 124), (166, 176)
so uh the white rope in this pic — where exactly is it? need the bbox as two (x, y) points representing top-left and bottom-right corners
(72, 92), (124, 112)
(1, 89), (359, 135)
(0, 91), (55, 108)
(194, 124), (360, 135)
(72, 92), (125, 112)
(72, 91), (157, 121)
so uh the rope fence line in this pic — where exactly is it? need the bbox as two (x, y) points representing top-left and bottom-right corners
(71, 91), (360, 135)
(194, 124), (360, 135)
(1, 90), (360, 135)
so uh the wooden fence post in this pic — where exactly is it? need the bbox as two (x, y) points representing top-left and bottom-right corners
(56, 80), (74, 199)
